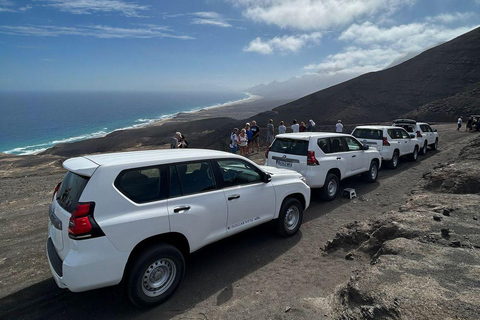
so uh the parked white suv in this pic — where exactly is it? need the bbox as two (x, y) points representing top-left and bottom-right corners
(392, 119), (439, 154)
(265, 133), (381, 201)
(352, 126), (420, 169)
(46, 149), (310, 307)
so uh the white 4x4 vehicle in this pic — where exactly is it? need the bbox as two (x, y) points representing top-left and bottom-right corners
(265, 133), (381, 201)
(392, 119), (439, 154)
(352, 126), (420, 169)
(46, 149), (310, 307)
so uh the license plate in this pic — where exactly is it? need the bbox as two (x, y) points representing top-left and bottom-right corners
(277, 160), (292, 167)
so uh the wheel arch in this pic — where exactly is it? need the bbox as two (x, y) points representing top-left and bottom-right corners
(282, 193), (306, 210)
(327, 168), (341, 181)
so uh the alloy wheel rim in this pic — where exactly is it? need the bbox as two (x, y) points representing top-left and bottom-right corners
(142, 258), (176, 297)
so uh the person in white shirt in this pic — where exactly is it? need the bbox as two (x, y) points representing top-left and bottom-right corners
(291, 119), (300, 133)
(230, 128), (238, 153)
(457, 116), (463, 130)
(278, 121), (287, 134)
(336, 120), (344, 133)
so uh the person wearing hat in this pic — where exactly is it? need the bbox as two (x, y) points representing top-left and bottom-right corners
(170, 132), (182, 149)
(336, 120), (344, 133)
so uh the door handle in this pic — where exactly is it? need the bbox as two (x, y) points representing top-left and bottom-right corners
(228, 195), (240, 200)
(173, 206), (191, 213)
(352, 155), (356, 158)
(336, 157), (342, 160)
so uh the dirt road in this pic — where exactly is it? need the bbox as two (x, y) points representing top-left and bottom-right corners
(0, 124), (475, 319)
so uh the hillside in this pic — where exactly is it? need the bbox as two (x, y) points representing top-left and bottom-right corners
(256, 26), (480, 126)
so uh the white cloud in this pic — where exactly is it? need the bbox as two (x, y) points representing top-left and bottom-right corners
(0, 0), (16, 12)
(244, 32), (321, 54)
(425, 12), (476, 24)
(191, 11), (232, 28)
(0, 24), (195, 39)
(39, 0), (149, 17)
(305, 21), (477, 75)
(232, 0), (414, 31)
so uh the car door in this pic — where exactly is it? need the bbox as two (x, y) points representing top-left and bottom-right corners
(327, 136), (350, 178)
(421, 124), (433, 144)
(398, 128), (413, 154)
(214, 158), (276, 236)
(344, 136), (368, 174)
(167, 161), (228, 252)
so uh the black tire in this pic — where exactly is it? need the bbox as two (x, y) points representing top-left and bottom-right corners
(386, 151), (399, 169)
(363, 160), (379, 182)
(321, 173), (340, 201)
(430, 139), (438, 150)
(127, 244), (185, 307)
(409, 146), (419, 161)
(276, 198), (303, 237)
(420, 142), (427, 155)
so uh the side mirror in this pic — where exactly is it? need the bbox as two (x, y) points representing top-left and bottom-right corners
(363, 144), (370, 150)
(264, 173), (272, 183)
(433, 129), (437, 132)
(409, 134), (416, 139)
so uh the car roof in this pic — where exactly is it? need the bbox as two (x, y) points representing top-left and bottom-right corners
(275, 132), (351, 140)
(63, 149), (238, 176)
(393, 119), (417, 124)
(354, 125), (398, 130)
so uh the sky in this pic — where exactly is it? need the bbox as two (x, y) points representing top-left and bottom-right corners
(0, 0), (479, 92)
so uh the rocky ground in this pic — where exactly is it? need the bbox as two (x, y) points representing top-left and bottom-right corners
(0, 124), (479, 320)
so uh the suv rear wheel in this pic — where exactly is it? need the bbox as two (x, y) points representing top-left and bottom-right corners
(127, 244), (185, 307)
(276, 198), (303, 237)
(321, 173), (340, 201)
(431, 139), (438, 150)
(387, 151), (399, 169)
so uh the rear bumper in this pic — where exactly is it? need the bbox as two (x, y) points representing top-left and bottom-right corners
(46, 236), (130, 292)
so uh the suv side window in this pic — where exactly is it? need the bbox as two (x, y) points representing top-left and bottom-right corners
(317, 138), (330, 153)
(216, 159), (263, 187)
(329, 137), (348, 153)
(344, 137), (362, 151)
(421, 124), (432, 132)
(387, 129), (400, 139)
(169, 161), (216, 197)
(115, 167), (161, 203)
(399, 129), (409, 139)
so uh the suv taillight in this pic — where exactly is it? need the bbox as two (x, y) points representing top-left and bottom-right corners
(68, 202), (104, 240)
(307, 151), (319, 165)
(382, 137), (390, 146)
(416, 130), (422, 138)
(52, 182), (61, 201)
(265, 147), (270, 158)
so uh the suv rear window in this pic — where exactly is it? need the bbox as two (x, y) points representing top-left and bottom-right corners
(115, 167), (161, 203)
(56, 171), (89, 213)
(352, 129), (383, 140)
(270, 138), (308, 156)
(394, 124), (415, 132)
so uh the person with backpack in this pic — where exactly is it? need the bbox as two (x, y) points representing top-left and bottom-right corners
(230, 128), (239, 153)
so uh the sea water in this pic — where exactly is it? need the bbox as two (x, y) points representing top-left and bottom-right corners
(0, 91), (249, 155)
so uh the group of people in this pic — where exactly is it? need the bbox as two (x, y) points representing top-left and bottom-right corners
(458, 116), (480, 132)
(170, 131), (189, 149)
(229, 120), (261, 156)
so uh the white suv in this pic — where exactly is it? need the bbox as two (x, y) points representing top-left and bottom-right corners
(352, 126), (420, 169)
(392, 119), (439, 154)
(265, 133), (381, 201)
(46, 149), (310, 307)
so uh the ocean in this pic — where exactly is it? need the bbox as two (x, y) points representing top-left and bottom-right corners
(0, 91), (249, 155)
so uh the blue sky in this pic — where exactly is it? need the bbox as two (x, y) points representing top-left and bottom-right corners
(0, 0), (479, 91)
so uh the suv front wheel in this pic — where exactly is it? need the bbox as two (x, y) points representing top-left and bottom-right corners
(276, 198), (303, 237)
(321, 173), (340, 201)
(127, 244), (185, 307)
(362, 160), (379, 182)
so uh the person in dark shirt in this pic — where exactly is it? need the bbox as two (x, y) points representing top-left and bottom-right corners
(250, 120), (260, 153)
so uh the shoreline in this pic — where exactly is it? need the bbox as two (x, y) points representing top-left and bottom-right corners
(3, 92), (263, 156)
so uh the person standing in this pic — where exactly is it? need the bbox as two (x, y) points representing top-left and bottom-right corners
(307, 119), (315, 132)
(299, 121), (306, 132)
(278, 121), (287, 134)
(266, 119), (275, 146)
(291, 119), (299, 133)
(237, 128), (248, 156)
(230, 128), (239, 153)
(336, 120), (344, 133)
(457, 116), (463, 131)
(170, 132), (182, 149)
(250, 120), (260, 153)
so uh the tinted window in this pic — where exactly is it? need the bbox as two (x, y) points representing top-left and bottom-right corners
(217, 159), (262, 187)
(395, 124), (415, 132)
(115, 167), (161, 203)
(399, 129), (409, 139)
(329, 137), (348, 153)
(345, 137), (362, 151)
(317, 138), (330, 153)
(57, 171), (89, 213)
(352, 129), (383, 140)
(420, 124), (432, 132)
(171, 161), (216, 196)
(270, 138), (308, 156)
(387, 129), (401, 139)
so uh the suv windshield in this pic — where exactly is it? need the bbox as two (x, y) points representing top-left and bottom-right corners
(56, 171), (89, 213)
(352, 129), (383, 140)
(270, 138), (309, 156)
